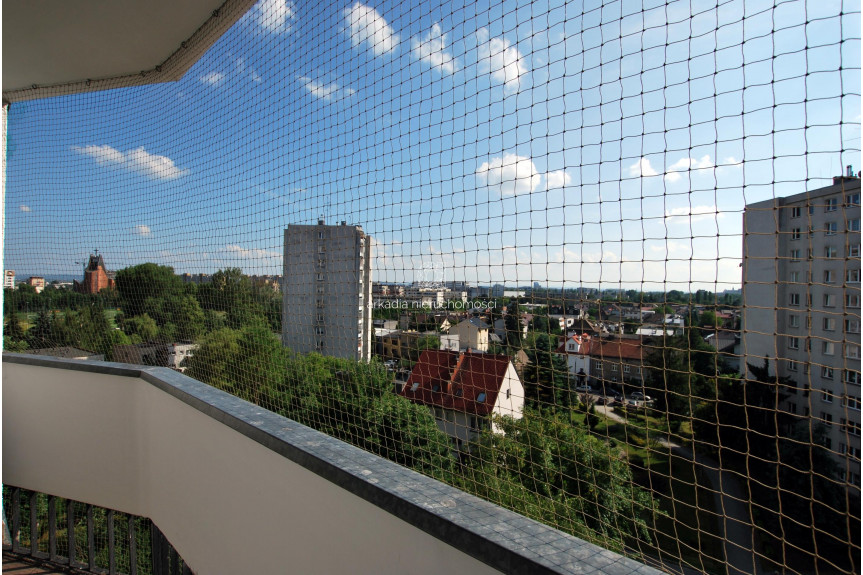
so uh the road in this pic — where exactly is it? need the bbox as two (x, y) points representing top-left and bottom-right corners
(594, 403), (765, 575)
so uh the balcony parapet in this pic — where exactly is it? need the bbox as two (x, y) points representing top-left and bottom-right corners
(3, 353), (662, 575)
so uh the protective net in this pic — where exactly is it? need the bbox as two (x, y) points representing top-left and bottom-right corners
(3, 0), (860, 573)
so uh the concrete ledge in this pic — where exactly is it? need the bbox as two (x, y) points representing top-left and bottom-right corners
(3, 353), (661, 575)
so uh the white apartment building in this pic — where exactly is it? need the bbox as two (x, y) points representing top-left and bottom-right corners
(742, 174), (861, 485)
(283, 221), (373, 361)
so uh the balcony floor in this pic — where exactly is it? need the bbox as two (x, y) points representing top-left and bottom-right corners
(2, 550), (83, 574)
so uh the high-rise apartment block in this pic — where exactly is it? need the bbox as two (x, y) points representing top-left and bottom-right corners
(282, 221), (372, 361)
(742, 174), (861, 485)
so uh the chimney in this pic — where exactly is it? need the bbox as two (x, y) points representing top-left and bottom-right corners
(848, 165), (854, 178)
(318, 219), (324, 225)
(341, 221), (346, 226)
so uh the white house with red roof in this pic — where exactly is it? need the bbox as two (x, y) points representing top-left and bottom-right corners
(555, 333), (592, 381)
(399, 350), (524, 448)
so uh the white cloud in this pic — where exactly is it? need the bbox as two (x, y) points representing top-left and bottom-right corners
(476, 154), (541, 196)
(664, 155), (714, 182)
(133, 225), (152, 236)
(200, 72), (226, 87)
(476, 28), (528, 93)
(627, 157), (659, 178)
(344, 2), (398, 57)
(297, 76), (356, 102)
(225, 245), (280, 259)
(545, 170), (572, 190)
(411, 24), (456, 74)
(250, 0), (295, 33)
(72, 145), (188, 180)
(19, 205), (31, 212)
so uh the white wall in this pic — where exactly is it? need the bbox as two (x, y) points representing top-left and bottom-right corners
(3, 362), (503, 575)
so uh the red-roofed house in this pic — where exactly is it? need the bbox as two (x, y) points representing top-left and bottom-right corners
(588, 338), (645, 390)
(400, 350), (524, 448)
(555, 333), (592, 380)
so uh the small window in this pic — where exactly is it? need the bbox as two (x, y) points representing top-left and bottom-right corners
(824, 294), (836, 308)
(823, 317), (836, 331)
(824, 270), (836, 284)
(849, 245), (861, 258)
(825, 246), (838, 259)
(844, 396), (862, 411)
(788, 337), (800, 350)
(477, 392), (487, 403)
(789, 315), (800, 328)
(789, 293), (800, 306)
(506, 388), (511, 399)
(822, 388), (833, 402)
(823, 342), (835, 356)
(847, 294), (861, 308)
(821, 412), (833, 426)
(826, 222), (838, 236)
(789, 271), (801, 283)
(846, 344), (861, 359)
(790, 249), (801, 262)
(431, 384), (440, 392)
(846, 370), (861, 385)
(849, 219), (861, 232)
(846, 319), (861, 334)
(791, 228), (802, 240)
(847, 193), (861, 206)
(788, 360), (798, 372)
(454, 388), (463, 397)
(611, 364), (618, 372)
(826, 197), (839, 212)
(791, 206), (802, 218)
(822, 367), (834, 380)
(847, 269), (860, 284)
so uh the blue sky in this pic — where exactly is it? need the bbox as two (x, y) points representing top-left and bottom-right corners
(4, 0), (860, 291)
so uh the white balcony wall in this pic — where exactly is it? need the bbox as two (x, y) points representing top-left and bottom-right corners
(3, 361), (503, 575)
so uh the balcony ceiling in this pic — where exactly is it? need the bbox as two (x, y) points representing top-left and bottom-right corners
(3, 0), (256, 103)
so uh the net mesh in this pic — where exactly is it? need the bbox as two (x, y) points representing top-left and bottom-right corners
(3, 0), (860, 573)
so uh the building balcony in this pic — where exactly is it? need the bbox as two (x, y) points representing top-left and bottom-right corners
(2, 353), (661, 575)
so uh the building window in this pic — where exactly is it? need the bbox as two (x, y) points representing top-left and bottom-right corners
(822, 367), (835, 379)
(823, 342), (835, 356)
(850, 245), (861, 258)
(847, 293), (861, 308)
(825, 197), (839, 212)
(790, 271), (801, 283)
(846, 319), (861, 334)
(823, 294), (836, 307)
(789, 315), (800, 328)
(804, 363), (811, 375)
(844, 419), (861, 437)
(611, 364), (618, 372)
(789, 293), (800, 306)
(788, 337), (800, 350)
(791, 206), (802, 218)
(825, 246), (838, 258)
(845, 370), (861, 385)
(826, 221), (838, 236)
(847, 193), (861, 207)
(821, 412), (833, 426)
(823, 317), (836, 331)
(850, 219), (861, 232)
(315, 327), (325, 335)
(788, 402), (797, 414)
(824, 270), (836, 283)
(846, 344), (861, 359)
(788, 360), (799, 372)
(790, 249), (801, 262)
(844, 395), (862, 411)
(594, 361), (603, 371)
(791, 228), (802, 240)
(822, 388), (833, 402)
(847, 269), (860, 284)
(623, 364), (631, 373)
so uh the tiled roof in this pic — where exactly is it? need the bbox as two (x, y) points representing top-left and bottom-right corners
(588, 339), (643, 361)
(400, 350), (511, 416)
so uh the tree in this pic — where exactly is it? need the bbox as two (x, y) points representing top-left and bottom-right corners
(698, 310), (719, 329)
(504, 307), (523, 348)
(5, 313), (27, 343)
(523, 333), (570, 409)
(28, 310), (53, 348)
(123, 314), (159, 342)
(115, 263), (185, 319)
